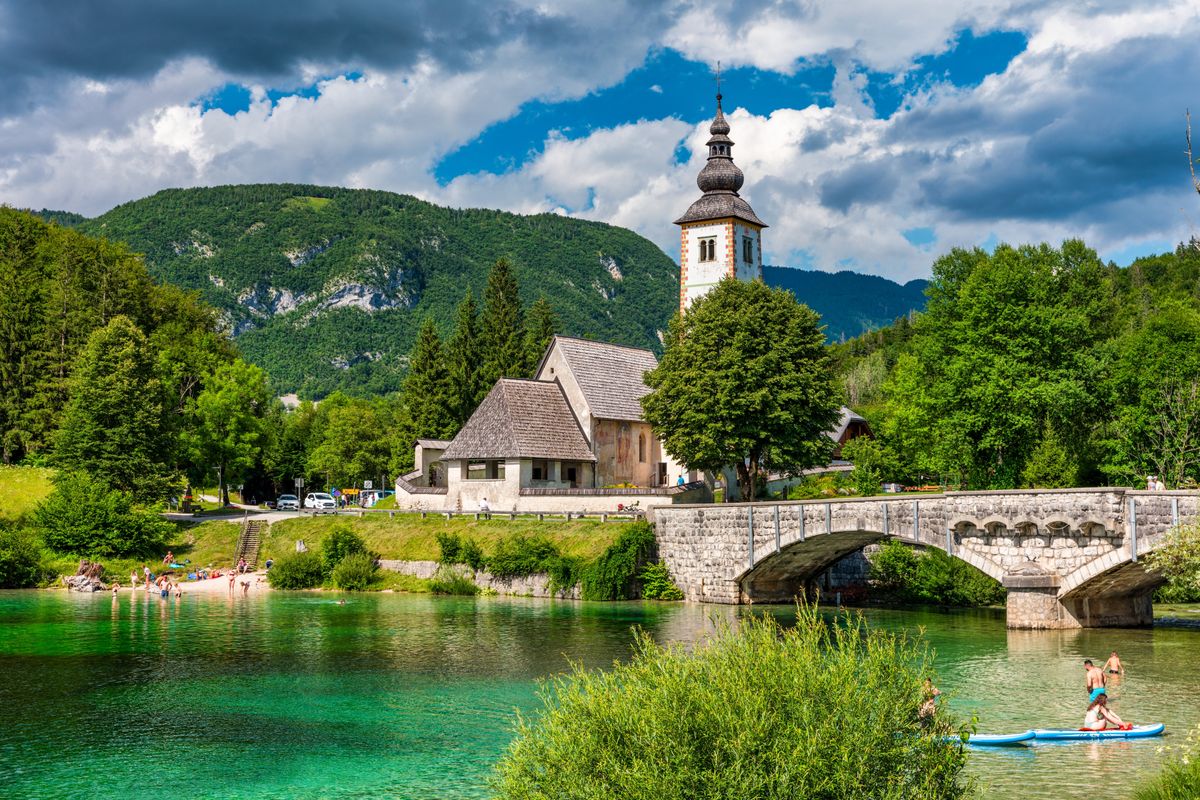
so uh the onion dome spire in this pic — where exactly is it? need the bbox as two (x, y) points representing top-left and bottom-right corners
(674, 88), (766, 227)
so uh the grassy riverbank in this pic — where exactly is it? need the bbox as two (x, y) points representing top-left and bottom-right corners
(0, 466), (55, 521)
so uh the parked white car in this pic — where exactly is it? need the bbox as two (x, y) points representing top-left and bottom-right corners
(304, 492), (337, 513)
(276, 494), (300, 511)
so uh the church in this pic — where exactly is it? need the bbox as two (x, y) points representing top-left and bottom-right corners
(393, 91), (856, 513)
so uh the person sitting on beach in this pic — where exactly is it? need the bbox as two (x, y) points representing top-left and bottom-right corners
(237, 557), (247, 574)
(1104, 651), (1123, 675)
(1084, 659), (1107, 702)
(1083, 694), (1126, 731)
(163, 550), (174, 565)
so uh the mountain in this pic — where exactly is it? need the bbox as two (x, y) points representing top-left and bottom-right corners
(763, 266), (928, 342)
(80, 185), (679, 397)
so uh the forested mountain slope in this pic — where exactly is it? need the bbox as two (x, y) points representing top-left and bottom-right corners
(80, 185), (679, 397)
(762, 266), (928, 342)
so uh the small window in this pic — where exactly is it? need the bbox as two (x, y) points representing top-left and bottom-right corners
(699, 237), (716, 262)
(742, 235), (754, 263)
(638, 433), (646, 463)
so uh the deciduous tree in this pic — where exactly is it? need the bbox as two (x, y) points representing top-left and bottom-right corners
(185, 358), (270, 505)
(642, 278), (839, 501)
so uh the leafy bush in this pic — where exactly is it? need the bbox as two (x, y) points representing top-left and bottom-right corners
(267, 551), (325, 589)
(331, 551), (378, 591)
(1145, 523), (1200, 602)
(580, 522), (656, 600)
(436, 531), (463, 564)
(1133, 723), (1200, 799)
(429, 565), (479, 595)
(321, 524), (366, 575)
(546, 555), (585, 597)
(491, 605), (970, 800)
(437, 532), (487, 570)
(33, 472), (173, 556)
(868, 541), (1004, 607)
(841, 437), (901, 496)
(638, 562), (684, 600)
(0, 525), (48, 588)
(488, 535), (563, 580)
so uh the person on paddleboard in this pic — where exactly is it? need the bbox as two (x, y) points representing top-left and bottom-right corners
(1083, 694), (1127, 731)
(1084, 659), (1106, 702)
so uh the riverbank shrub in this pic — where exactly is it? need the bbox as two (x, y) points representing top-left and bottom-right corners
(579, 522), (656, 600)
(321, 524), (367, 575)
(638, 562), (684, 600)
(429, 565), (479, 595)
(1133, 723), (1200, 799)
(331, 552), (377, 591)
(488, 535), (563, 580)
(1145, 524), (1200, 602)
(0, 525), (48, 588)
(491, 605), (971, 799)
(869, 541), (1004, 607)
(33, 472), (173, 556)
(436, 532), (485, 570)
(267, 551), (324, 589)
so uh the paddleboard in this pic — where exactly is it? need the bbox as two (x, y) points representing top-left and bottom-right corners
(1032, 723), (1165, 741)
(944, 730), (1035, 746)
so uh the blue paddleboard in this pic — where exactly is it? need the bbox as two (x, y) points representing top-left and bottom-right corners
(945, 730), (1035, 746)
(1032, 723), (1165, 741)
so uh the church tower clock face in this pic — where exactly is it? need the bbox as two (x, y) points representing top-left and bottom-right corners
(674, 89), (767, 314)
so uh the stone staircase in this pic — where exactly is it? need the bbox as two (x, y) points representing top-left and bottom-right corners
(235, 517), (265, 570)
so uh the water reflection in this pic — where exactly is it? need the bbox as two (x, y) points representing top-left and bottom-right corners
(0, 592), (1195, 800)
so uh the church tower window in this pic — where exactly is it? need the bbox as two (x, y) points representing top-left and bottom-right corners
(699, 237), (716, 262)
(742, 235), (753, 263)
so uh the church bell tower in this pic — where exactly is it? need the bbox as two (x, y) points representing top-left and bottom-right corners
(675, 89), (767, 314)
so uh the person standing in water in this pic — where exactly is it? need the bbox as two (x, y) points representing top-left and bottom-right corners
(1103, 651), (1124, 676)
(1084, 659), (1107, 702)
(919, 678), (941, 724)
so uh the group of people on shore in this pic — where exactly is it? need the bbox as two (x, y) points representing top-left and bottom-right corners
(1083, 652), (1129, 731)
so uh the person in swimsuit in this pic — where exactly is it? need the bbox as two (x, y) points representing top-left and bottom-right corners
(1103, 651), (1123, 675)
(918, 678), (941, 724)
(1084, 659), (1106, 702)
(1083, 694), (1126, 731)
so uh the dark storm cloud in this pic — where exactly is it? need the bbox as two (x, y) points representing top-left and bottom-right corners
(895, 33), (1198, 225)
(0, 0), (676, 114)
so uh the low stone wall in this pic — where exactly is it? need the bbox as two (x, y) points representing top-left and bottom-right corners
(378, 559), (580, 599)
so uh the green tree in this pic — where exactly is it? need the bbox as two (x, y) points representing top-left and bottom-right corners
(642, 278), (840, 501)
(524, 294), (560, 374)
(33, 471), (173, 556)
(1022, 420), (1077, 488)
(479, 257), (526, 389)
(491, 606), (969, 800)
(445, 290), (485, 424)
(185, 358), (271, 505)
(52, 316), (176, 500)
(0, 525), (47, 588)
(1145, 523), (1200, 602)
(306, 396), (395, 487)
(403, 318), (456, 440)
(841, 436), (900, 496)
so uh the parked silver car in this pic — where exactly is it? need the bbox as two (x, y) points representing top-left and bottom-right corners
(276, 494), (300, 511)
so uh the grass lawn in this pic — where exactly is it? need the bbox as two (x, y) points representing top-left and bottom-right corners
(0, 465), (55, 521)
(262, 515), (631, 565)
(1154, 602), (1200, 619)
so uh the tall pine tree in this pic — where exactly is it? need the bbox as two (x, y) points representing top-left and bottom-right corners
(53, 315), (176, 501)
(524, 294), (560, 375)
(404, 318), (457, 440)
(479, 257), (526, 390)
(445, 290), (484, 423)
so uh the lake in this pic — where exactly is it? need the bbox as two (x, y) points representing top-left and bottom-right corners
(0, 591), (1196, 799)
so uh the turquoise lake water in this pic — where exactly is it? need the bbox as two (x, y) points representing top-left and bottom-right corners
(0, 591), (1196, 799)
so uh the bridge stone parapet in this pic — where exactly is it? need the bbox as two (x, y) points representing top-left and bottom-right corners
(654, 489), (1198, 629)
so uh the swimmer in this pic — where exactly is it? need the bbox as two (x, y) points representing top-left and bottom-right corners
(1103, 651), (1123, 676)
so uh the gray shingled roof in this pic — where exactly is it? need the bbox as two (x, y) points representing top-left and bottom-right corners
(546, 336), (659, 422)
(827, 406), (869, 442)
(674, 191), (767, 226)
(442, 379), (595, 462)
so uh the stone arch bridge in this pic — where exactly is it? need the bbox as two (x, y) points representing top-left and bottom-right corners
(653, 489), (1196, 629)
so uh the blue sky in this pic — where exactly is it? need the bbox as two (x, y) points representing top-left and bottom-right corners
(1, 0), (1197, 280)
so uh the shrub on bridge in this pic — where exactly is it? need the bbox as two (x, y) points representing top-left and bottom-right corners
(1145, 524), (1200, 603)
(491, 605), (972, 800)
(267, 550), (325, 589)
